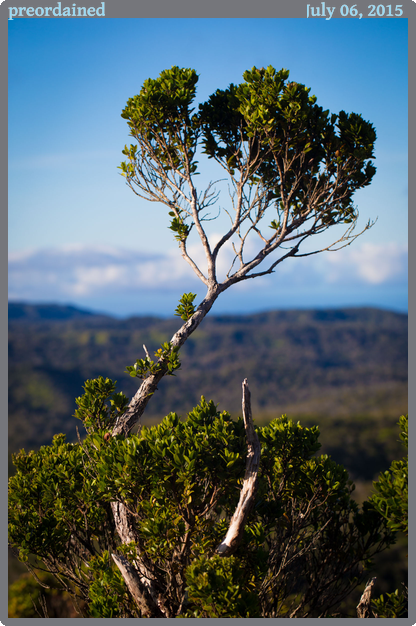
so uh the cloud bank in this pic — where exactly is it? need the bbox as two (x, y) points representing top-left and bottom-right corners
(8, 242), (408, 316)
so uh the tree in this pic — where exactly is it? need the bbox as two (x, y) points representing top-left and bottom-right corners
(9, 65), (384, 618)
(115, 64), (376, 437)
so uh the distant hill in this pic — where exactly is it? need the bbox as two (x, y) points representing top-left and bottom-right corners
(8, 302), (97, 321)
(8, 303), (407, 481)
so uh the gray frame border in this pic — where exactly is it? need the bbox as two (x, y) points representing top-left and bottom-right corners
(1, 1), (413, 623)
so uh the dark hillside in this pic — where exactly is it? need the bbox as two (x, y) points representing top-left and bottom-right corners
(9, 303), (407, 483)
(8, 302), (97, 321)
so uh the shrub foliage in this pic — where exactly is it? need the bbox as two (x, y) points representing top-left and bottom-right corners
(8, 377), (400, 617)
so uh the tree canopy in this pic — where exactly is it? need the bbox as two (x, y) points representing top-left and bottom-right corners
(120, 65), (376, 292)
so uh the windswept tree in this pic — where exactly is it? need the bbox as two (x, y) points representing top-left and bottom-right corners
(9, 66), (392, 619)
(115, 64), (376, 437)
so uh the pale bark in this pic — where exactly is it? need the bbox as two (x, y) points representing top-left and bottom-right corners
(111, 553), (157, 618)
(357, 577), (377, 618)
(112, 285), (221, 437)
(111, 501), (169, 618)
(217, 379), (261, 556)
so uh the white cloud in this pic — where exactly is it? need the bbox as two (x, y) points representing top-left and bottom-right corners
(8, 245), (198, 301)
(8, 241), (407, 305)
(324, 242), (408, 285)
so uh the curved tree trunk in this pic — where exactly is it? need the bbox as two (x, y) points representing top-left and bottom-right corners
(112, 284), (221, 437)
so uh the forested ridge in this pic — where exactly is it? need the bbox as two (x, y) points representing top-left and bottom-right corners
(9, 302), (407, 479)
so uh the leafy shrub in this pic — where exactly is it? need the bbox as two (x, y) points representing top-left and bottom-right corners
(8, 378), (396, 617)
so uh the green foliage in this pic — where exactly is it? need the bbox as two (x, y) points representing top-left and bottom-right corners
(88, 551), (133, 618)
(120, 66), (199, 176)
(199, 65), (376, 222)
(269, 219), (280, 230)
(371, 588), (408, 618)
(184, 555), (260, 617)
(9, 432), (109, 566)
(74, 376), (129, 434)
(175, 292), (197, 321)
(369, 415), (408, 536)
(168, 211), (191, 242)
(8, 379), (397, 617)
(90, 398), (246, 523)
(125, 342), (181, 379)
(367, 416), (408, 618)
(120, 65), (376, 248)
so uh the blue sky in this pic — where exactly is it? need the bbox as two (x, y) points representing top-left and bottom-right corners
(8, 18), (408, 316)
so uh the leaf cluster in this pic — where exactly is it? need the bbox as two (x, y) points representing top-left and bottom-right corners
(184, 554), (261, 617)
(125, 342), (181, 379)
(9, 379), (396, 618)
(121, 66), (199, 174)
(74, 376), (129, 434)
(371, 587), (408, 618)
(200, 65), (376, 200)
(119, 65), (377, 267)
(87, 551), (134, 618)
(174, 292), (197, 321)
(369, 415), (408, 536)
(168, 210), (191, 241)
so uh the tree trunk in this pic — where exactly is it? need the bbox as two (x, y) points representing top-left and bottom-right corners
(112, 285), (221, 437)
(111, 501), (169, 617)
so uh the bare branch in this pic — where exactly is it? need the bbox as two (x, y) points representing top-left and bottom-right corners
(179, 238), (209, 285)
(217, 379), (261, 556)
(356, 577), (377, 618)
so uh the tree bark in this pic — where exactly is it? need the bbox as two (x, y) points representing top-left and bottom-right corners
(111, 553), (157, 618)
(111, 501), (168, 617)
(217, 379), (261, 556)
(357, 577), (377, 618)
(112, 285), (221, 437)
